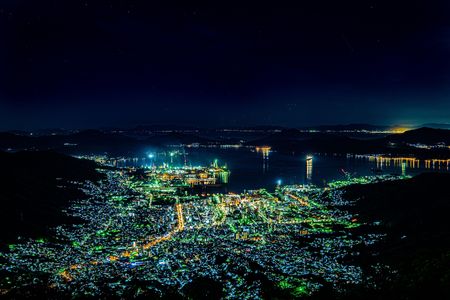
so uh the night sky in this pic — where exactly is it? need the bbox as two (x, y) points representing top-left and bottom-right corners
(1, 0), (449, 130)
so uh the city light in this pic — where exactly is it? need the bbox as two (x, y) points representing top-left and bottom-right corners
(0, 154), (404, 298)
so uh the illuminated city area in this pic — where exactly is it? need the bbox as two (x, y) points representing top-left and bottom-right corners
(1, 1), (450, 297)
(0, 155), (407, 298)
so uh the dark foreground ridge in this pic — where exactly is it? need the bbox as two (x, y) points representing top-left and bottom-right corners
(343, 173), (450, 300)
(0, 151), (104, 243)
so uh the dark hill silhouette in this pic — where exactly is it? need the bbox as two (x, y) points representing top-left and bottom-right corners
(345, 172), (450, 233)
(58, 129), (143, 154)
(384, 127), (450, 144)
(145, 132), (215, 145)
(246, 127), (450, 156)
(246, 129), (309, 146)
(0, 130), (141, 154)
(342, 173), (450, 300)
(247, 129), (382, 153)
(420, 123), (450, 130)
(0, 130), (216, 155)
(0, 151), (104, 243)
(2, 127), (450, 157)
(0, 132), (33, 149)
(306, 123), (389, 131)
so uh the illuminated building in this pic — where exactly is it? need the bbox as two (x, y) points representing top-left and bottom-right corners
(306, 155), (313, 181)
(255, 146), (271, 159)
(256, 146), (271, 172)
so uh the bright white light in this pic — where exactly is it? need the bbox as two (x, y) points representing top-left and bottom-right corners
(277, 179), (282, 185)
(148, 153), (155, 159)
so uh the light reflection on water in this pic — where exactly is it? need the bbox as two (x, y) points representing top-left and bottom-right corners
(113, 149), (450, 192)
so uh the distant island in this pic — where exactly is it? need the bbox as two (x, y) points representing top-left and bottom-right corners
(1, 126), (450, 159)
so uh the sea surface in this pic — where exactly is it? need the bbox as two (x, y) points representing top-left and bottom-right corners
(116, 148), (450, 193)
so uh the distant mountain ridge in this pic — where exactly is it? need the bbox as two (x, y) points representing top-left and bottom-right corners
(419, 123), (450, 130)
(1, 127), (450, 156)
(247, 127), (450, 155)
(304, 123), (391, 131)
(0, 129), (214, 155)
(383, 127), (450, 144)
